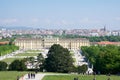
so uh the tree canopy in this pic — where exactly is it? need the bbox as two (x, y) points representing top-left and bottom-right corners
(37, 53), (45, 71)
(37, 53), (44, 64)
(0, 44), (19, 56)
(78, 64), (88, 74)
(52, 34), (120, 42)
(44, 44), (74, 73)
(0, 61), (7, 71)
(9, 59), (27, 71)
(81, 45), (120, 74)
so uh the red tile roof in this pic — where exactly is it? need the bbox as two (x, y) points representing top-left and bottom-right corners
(97, 41), (119, 45)
(0, 41), (9, 45)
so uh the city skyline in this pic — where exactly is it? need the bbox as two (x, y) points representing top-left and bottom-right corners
(0, 0), (120, 30)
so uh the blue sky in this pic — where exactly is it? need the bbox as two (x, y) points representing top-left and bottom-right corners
(0, 0), (120, 30)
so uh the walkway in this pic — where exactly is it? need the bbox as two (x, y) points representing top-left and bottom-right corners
(0, 50), (24, 60)
(20, 73), (68, 80)
(20, 73), (46, 80)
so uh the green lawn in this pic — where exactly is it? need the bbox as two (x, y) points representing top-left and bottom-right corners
(0, 71), (119, 80)
(0, 71), (27, 80)
(25, 50), (42, 53)
(73, 58), (76, 62)
(1, 52), (40, 63)
(70, 52), (74, 56)
(15, 53), (39, 56)
(42, 75), (120, 80)
(1, 58), (22, 63)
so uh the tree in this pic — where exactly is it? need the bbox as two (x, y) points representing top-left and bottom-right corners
(0, 61), (7, 71)
(9, 59), (27, 71)
(0, 44), (19, 56)
(29, 57), (35, 65)
(37, 53), (44, 64)
(20, 60), (27, 71)
(44, 44), (74, 73)
(82, 45), (120, 74)
(29, 57), (35, 68)
(78, 64), (88, 74)
(37, 53), (44, 71)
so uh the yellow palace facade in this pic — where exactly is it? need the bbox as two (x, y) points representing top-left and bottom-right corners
(14, 38), (90, 50)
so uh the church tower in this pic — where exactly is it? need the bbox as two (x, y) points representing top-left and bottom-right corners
(103, 25), (106, 32)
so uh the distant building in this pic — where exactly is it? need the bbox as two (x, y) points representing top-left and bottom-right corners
(14, 38), (90, 50)
(0, 41), (9, 45)
(91, 41), (120, 46)
(100, 26), (106, 32)
(90, 32), (99, 36)
(111, 30), (120, 36)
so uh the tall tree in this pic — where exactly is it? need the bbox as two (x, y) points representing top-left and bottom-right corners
(37, 53), (44, 64)
(78, 64), (88, 74)
(44, 44), (74, 73)
(37, 53), (44, 71)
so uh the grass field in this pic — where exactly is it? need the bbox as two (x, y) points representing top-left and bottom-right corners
(70, 51), (74, 56)
(25, 50), (42, 53)
(42, 75), (120, 80)
(1, 50), (40, 63)
(15, 53), (39, 56)
(0, 71), (27, 80)
(0, 71), (120, 80)
(1, 58), (23, 63)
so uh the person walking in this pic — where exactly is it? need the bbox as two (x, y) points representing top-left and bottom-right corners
(28, 72), (31, 79)
(31, 72), (33, 79)
(33, 73), (35, 79)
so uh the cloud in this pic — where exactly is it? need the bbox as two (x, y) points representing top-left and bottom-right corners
(115, 17), (120, 21)
(60, 20), (68, 25)
(0, 18), (18, 24)
(39, 19), (70, 26)
(31, 18), (39, 23)
(44, 19), (51, 25)
(79, 18), (100, 24)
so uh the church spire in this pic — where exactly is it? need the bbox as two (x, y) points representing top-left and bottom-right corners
(104, 25), (106, 31)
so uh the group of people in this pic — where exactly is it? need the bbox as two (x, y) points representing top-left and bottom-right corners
(28, 72), (36, 79)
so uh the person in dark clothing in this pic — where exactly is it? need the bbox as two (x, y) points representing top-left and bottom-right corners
(28, 72), (31, 79)
(33, 73), (35, 79)
(31, 73), (33, 79)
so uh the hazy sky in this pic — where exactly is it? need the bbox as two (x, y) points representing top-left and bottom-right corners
(0, 0), (120, 30)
